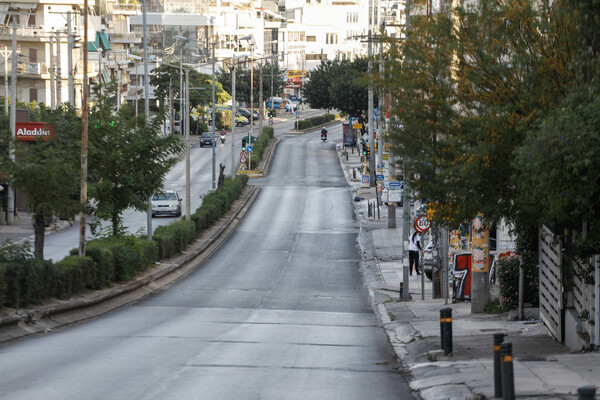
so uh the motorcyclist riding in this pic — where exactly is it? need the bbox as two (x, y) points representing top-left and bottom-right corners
(321, 127), (327, 141)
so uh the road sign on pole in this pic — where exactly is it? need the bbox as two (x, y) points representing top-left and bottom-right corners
(414, 215), (430, 233)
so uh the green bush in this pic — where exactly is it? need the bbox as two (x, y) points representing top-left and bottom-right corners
(496, 254), (539, 311)
(295, 114), (336, 130)
(53, 256), (95, 299)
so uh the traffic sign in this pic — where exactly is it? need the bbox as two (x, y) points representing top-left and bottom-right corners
(376, 175), (384, 181)
(240, 151), (247, 163)
(247, 145), (253, 153)
(414, 215), (430, 233)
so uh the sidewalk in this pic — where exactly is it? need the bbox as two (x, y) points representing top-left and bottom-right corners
(337, 143), (600, 399)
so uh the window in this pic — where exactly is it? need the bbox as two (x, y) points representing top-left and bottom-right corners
(29, 48), (37, 63)
(307, 35), (316, 42)
(29, 88), (37, 102)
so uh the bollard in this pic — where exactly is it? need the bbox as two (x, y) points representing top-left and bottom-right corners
(500, 342), (515, 400)
(399, 282), (403, 299)
(493, 333), (506, 398)
(346, 152), (348, 161)
(353, 168), (356, 179)
(440, 308), (453, 355)
(368, 202), (372, 217)
(577, 385), (596, 400)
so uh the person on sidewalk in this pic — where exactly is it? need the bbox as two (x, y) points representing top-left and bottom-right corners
(409, 231), (422, 276)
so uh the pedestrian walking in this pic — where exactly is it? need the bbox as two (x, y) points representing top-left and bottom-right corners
(409, 231), (422, 276)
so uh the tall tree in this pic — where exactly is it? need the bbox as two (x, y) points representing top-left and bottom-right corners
(88, 99), (185, 236)
(303, 58), (370, 116)
(3, 104), (82, 259)
(151, 63), (230, 112)
(217, 62), (285, 106)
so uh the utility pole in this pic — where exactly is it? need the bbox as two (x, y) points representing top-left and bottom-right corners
(67, 11), (74, 106)
(7, 15), (17, 225)
(211, 42), (216, 189)
(258, 59), (263, 136)
(143, 0), (152, 240)
(3, 45), (9, 114)
(184, 68), (190, 219)
(402, 0), (411, 300)
(50, 34), (56, 109)
(79, 0), (89, 256)
(56, 31), (62, 106)
(230, 54), (236, 177)
(367, 30), (375, 186)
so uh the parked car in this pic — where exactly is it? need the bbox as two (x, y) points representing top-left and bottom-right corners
(151, 190), (182, 217)
(266, 98), (282, 109)
(284, 101), (297, 113)
(235, 113), (250, 127)
(288, 95), (303, 104)
(200, 131), (214, 147)
(239, 108), (259, 121)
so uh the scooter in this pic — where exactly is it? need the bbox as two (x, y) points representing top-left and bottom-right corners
(220, 132), (226, 143)
(321, 133), (327, 142)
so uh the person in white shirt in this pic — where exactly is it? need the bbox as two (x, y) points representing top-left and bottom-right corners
(409, 231), (422, 276)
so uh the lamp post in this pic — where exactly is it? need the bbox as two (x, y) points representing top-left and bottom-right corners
(241, 35), (255, 170)
(161, 61), (192, 221)
(128, 54), (142, 117)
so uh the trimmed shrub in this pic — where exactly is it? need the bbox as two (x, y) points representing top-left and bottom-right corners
(53, 256), (95, 299)
(496, 254), (539, 311)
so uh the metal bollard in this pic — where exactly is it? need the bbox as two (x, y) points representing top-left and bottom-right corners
(399, 282), (403, 299)
(346, 152), (348, 161)
(500, 342), (515, 400)
(440, 308), (453, 355)
(493, 333), (506, 398)
(368, 202), (372, 217)
(577, 385), (597, 400)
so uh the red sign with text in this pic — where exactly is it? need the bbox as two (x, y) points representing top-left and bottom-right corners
(15, 122), (56, 141)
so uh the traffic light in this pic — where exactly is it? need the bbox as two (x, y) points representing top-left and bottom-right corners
(242, 137), (247, 151)
(366, 145), (370, 157)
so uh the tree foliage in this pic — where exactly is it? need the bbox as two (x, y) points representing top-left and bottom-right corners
(1, 104), (82, 260)
(217, 61), (285, 106)
(151, 63), (230, 112)
(88, 96), (185, 237)
(303, 58), (371, 116)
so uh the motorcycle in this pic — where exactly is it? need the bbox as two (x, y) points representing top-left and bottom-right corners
(220, 132), (226, 143)
(321, 133), (327, 142)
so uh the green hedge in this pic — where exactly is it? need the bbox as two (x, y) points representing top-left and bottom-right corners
(295, 113), (338, 130)
(0, 169), (249, 311)
(249, 127), (275, 169)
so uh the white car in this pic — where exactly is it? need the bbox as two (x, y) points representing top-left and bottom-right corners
(151, 190), (182, 217)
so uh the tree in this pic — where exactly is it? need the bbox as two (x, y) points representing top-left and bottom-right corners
(88, 98), (185, 237)
(151, 63), (230, 112)
(303, 58), (370, 116)
(217, 61), (285, 106)
(2, 104), (82, 260)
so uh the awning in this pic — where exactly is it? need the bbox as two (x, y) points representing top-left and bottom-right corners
(261, 9), (285, 20)
(10, 3), (37, 10)
(88, 31), (112, 52)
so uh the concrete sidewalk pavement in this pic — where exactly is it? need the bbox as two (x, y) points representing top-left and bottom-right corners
(336, 142), (599, 400)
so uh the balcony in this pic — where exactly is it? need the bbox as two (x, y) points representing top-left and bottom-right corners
(109, 32), (143, 45)
(17, 62), (46, 76)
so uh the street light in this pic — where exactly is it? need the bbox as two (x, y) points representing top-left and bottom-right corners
(230, 52), (248, 177)
(127, 54), (142, 117)
(241, 35), (256, 170)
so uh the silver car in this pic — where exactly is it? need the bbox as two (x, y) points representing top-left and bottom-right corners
(151, 190), (182, 217)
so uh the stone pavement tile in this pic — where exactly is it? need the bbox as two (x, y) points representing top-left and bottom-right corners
(510, 361), (557, 396)
(520, 360), (596, 395)
(419, 384), (476, 400)
(550, 353), (600, 385)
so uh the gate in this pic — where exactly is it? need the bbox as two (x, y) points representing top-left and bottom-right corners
(539, 225), (563, 342)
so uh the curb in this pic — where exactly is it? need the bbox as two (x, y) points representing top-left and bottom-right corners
(0, 185), (260, 344)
